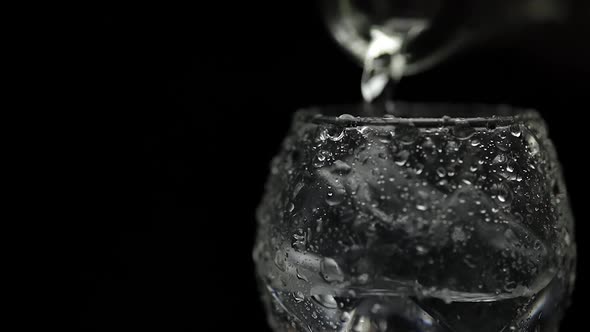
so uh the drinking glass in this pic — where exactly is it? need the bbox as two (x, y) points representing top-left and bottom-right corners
(253, 103), (575, 332)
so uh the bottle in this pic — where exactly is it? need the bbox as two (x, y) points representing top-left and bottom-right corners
(321, 0), (569, 76)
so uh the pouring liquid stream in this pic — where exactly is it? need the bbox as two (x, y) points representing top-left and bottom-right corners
(361, 19), (428, 114)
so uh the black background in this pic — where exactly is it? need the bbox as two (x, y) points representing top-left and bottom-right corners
(79, 1), (589, 330)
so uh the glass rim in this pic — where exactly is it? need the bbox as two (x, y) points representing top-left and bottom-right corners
(299, 102), (542, 128)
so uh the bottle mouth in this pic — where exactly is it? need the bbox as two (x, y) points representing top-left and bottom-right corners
(300, 102), (542, 128)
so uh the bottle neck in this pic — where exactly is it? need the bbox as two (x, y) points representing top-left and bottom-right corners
(323, 0), (569, 76)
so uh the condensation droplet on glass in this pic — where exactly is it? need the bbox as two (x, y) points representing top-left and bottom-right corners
(296, 268), (309, 282)
(328, 129), (345, 142)
(326, 188), (346, 207)
(312, 293), (338, 309)
(394, 150), (410, 166)
(416, 245), (428, 254)
(292, 229), (307, 251)
(333, 160), (352, 174)
(396, 125), (420, 145)
(504, 228), (518, 245)
(504, 281), (517, 292)
(436, 167), (447, 178)
(274, 250), (287, 272)
(422, 137), (436, 151)
(293, 182), (304, 198)
(357, 126), (370, 135)
(495, 137), (510, 152)
(320, 257), (344, 283)
(492, 183), (513, 205)
(526, 134), (541, 156)
(452, 227), (467, 242)
(510, 124), (522, 137)
(358, 273), (369, 284)
(452, 121), (476, 140)
(293, 291), (305, 303)
(415, 163), (424, 175)
(338, 114), (357, 121)
(493, 154), (507, 165)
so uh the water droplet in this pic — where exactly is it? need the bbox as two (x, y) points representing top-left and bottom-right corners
(492, 154), (507, 164)
(436, 167), (447, 178)
(416, 245), (428, 254)
(452, 227), (467, 242)
(357, 126), (370, 135)
(293, 291), (305, 303)
(293, 182), (304, 198)
(414, 163), (424, 175)
(526, 133), (541, 156)
(471, 139), (481, 147)
(495, 137), (510, 152)
(416, 204), (427, 211)
(292, 229), (307, 251)
(504, 281), (517, 292)
(371, 303), (383, 314)
(452, 121), (476, 140)
(274, 250), (287, 272)
(332, 160), (352, 174)
(463, 256), (476, 268)
(396, 125), (419, 145)
(296, 268), (309, 282)
(492, 183), (513, 205)
(320, 257), (344, 283)
(312, 293), (338, 309)
(357, 273), (369, 284)
(317, 153), (326, 162)
(338, 114), (356, 120)
(328, 129), (345, 142)
(422, 137), (436, 151)
(287, 203), (295, 213)
(394, 150), (410, 166)
(510, 124), (522, 137)
(504, 229), (518, 245)
(326, 188), (346, 206)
